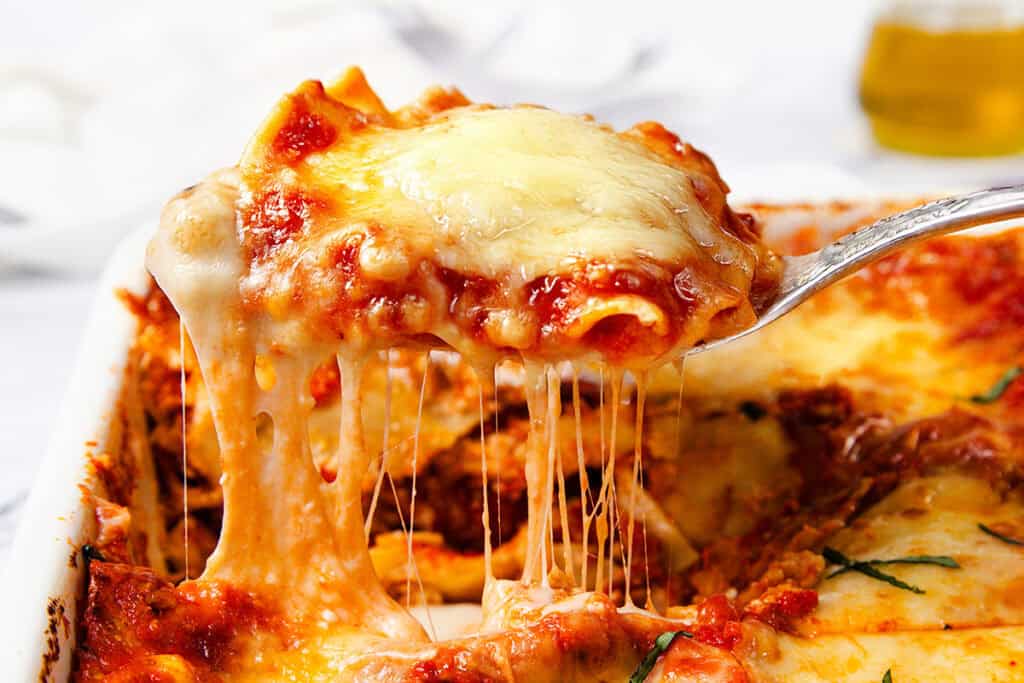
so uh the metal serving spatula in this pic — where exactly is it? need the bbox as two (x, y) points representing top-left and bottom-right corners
(688, 184), (1024, 355)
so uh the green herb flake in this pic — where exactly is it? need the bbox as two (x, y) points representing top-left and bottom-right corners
(828, 554), (959, 577)
(629, 630), (693, 683)
(81, 544), (106, 563)
(879, 555), (959, 568)
(883, 668), (893, 683)
(969, 366), (1022, 404)
(979, 522), (1024, 546)
(822, 547), (930, 594)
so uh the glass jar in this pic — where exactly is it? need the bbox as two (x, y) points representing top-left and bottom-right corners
(859, 0), (1024, 156)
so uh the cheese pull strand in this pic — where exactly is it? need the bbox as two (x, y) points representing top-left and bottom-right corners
(405, 353), (431, 607)
(623, 373), (648, 608)
(364, 350), (392, 540)
(475, 364), (495, 583)
(522, 362), (550, 584)
(572, 369), (592, 590)
(178, 320), (190, 580)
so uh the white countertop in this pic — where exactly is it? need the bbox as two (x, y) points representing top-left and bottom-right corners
(2, 0), (1023, 569)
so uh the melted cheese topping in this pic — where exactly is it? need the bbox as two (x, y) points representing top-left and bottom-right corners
(742, 625), (1024, 683)
(232, 73), (771, 365)
(297, 106), (744, 281)
(800, 474), (1024, 635)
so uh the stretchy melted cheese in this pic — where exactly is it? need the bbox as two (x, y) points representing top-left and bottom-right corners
(144, 68), (776, 678)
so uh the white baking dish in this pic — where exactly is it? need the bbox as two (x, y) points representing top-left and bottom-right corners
(6, 198), (1021, 682)
(1, 226), (152, 682)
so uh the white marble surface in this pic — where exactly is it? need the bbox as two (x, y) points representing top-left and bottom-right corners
(2, 0), (1023, 570)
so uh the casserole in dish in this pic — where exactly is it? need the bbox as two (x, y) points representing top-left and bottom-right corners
(8, 69), (1024, 682)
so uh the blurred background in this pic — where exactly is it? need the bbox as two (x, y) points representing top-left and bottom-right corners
(1, 0), (1022, 562)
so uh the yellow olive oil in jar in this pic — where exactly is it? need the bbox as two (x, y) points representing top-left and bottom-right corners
(860, 4), (1024, 156)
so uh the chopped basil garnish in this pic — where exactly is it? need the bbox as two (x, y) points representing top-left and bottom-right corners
(82, 544), (106, 563)
(979, 522), (1024, 546)
(821, 547), (962, 594)
(827, 553), (959, 578)
(629, 630), (693, 683)
(969, 366), (1022, 404)
(877, 554), (959, 568)
(883, 668), (893, 683)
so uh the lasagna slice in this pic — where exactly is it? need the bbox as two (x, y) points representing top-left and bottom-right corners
(110, 65), (780, 680)
(223, 68), (778, 366)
